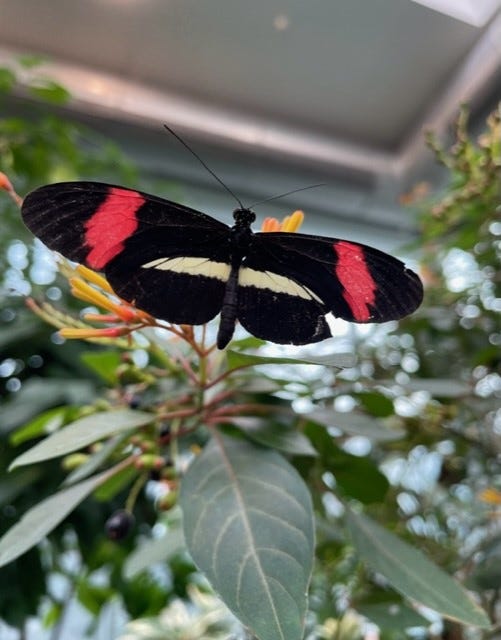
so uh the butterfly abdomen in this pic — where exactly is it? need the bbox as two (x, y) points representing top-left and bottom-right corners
(216, 221), (255, 349)
(217, 263), (241, 349)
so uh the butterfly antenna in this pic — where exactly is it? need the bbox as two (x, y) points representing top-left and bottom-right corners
(163, 124), (245, 210)
(248, 183), (325, 208)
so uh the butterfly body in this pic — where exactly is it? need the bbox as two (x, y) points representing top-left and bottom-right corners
(21, 182), (423, 348)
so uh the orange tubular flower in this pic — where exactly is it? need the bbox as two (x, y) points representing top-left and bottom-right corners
(0, 171), (23, 206)
(44, 263), (156, 341)
(60, 327), (132, 339)
(0, 171), (14, 192)
(261, 210), (304, 233)
(75, 264), (115, 294)
(69, 277), (137, 323)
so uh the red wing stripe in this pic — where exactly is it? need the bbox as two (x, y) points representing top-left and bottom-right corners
(334, 241), (376, 321)
(84, 187), (145, 269)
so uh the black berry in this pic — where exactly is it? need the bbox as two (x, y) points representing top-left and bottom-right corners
(105, 510), (135, 541)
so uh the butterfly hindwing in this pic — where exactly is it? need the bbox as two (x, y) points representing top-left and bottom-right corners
(237, 247), (331, 344)
(105, 227), (231, 325)
(253, 232), (423, 324)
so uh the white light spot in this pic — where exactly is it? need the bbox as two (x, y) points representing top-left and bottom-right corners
(273, 14), (290, 30)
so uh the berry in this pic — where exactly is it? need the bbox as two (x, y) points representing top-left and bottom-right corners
(105, 510), (135, 541)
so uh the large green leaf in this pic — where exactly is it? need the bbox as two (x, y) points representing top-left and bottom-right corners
(346, 509), (490, 628)
(9, 409), (154, 469)
(0, 467), (118, 567)
(180, 434), (314, 640)
(226, 350), (355, 370)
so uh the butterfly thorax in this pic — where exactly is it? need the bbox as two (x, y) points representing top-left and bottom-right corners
(230, 208), (256, 257)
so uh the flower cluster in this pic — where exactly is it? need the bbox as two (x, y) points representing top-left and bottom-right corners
(26, 262), (158, 346)
(59, 264), (155, 339)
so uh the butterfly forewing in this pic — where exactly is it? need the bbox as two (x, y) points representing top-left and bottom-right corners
(22, 181), (232, 325)
(22, 182), (228, 270)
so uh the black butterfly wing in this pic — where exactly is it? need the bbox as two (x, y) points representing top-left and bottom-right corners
(22, 182), (231, 325)
(237, 266), (331, 344)
(237, 240), (332, 345)
(236, 231), (423, 344)
(106, 227), (231, 325)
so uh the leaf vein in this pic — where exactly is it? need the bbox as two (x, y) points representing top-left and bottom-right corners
(215, 434), (286, 640)
(247, 506), (310, 548)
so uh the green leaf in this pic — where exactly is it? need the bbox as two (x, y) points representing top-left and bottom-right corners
(42, 602), (62, 629)
(0, 68), (16, 92)
(304, 422), (389, 503)
(236, 377), (285, 394)
(356, 392), (394, 418)
(307, 408), (404, 442)
(346, 509), (490, 628)
(124, 525), (185, 579)
(63, 434), (128, 486)
(358, 601), (428, 630)
(181, 434), (314, 640)
(80, 351), (122, 384)
(231, 417), (317, 456)
(0, 378), (95, 435)
(17, 54), (45, 69)
(0, 467), (118, 567)
(9, 406), (71, 446)
(93, 465), (137, 501)
(29, 80), (71, 104)
(229, 336), (267, 350)
(76, 582), (114, 615)
(9, 409), (154, 469)
(226, 350), (355, 370)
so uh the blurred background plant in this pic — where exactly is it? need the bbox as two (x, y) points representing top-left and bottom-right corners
(0, 58), (500, 639)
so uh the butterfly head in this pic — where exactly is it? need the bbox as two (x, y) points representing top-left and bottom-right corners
(232, 208), (256, 228)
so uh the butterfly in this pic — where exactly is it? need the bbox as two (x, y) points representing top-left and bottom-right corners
(21, 181), (423, 349)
